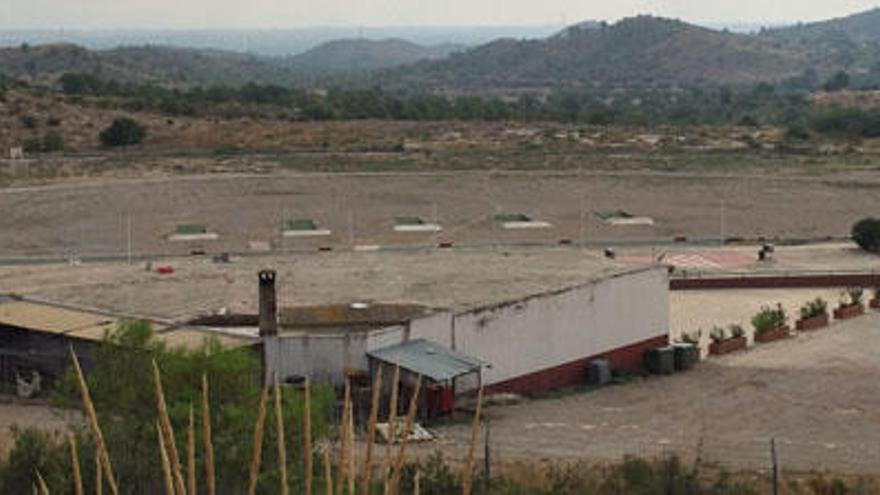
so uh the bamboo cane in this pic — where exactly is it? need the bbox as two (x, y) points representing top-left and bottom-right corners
(95, 447), (102, 495)
(359, 364), (383, 495)
(151, 359), (186, 495)
(273, 374), (289, 495)
(201, 374), (216, 495)
(347, 398), (355, 495)
(461, 386), (485, 495)
(414, 471), (420, 495)
(157, 423), (175, 495)
(69, 346), (117, 495)
(388, 375), (422, 495)
(336, 378), (351, 495)
(247, 376), (271, 495)
(304, 377), (313, 495)
(187, 405), (196, 495)
(36, 470), (49, 495)
(323, 448), (333, 495)
(69, 434), (83, 495)
(382, 364), (401, 495)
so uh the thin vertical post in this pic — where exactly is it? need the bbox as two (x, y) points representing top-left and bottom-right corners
(770, 437), (779, 495)
(483, 417), (491, 493)
(126, 214), (132, 265)
(720, 198), (726, 247)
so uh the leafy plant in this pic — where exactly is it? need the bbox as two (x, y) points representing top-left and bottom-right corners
(852, 218), (880, 253)
(99, 117), (146, 147)
(709, 326), (727, 343)
(729, 324), (746, 339)
(799, 298), (828, 320)
(839, 287), (864, 308)
(679, 330), (702, 345)
(752, 304), (787, 333)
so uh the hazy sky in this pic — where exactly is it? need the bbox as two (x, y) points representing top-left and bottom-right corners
(2, 0), (879, 29)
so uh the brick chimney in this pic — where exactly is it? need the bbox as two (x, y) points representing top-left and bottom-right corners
(258, 270), (278, 337)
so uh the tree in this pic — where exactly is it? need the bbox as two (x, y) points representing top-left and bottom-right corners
(99, 118), (146, 147)
(823, 71), (850, 92)
(43, 321), (334, 494)
(852, 217), (880, 253)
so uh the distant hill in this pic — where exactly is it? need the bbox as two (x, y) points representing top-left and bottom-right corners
(763, 8), (880, 45)
(285, 38), (465, 74)
(0, 43), (297, 87)
(378, 16), (816, 91)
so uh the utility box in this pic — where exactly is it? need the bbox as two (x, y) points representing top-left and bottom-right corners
(671, 343), (699, 371)
(588, 359), (611, 386)
(645, 346), (675, 375)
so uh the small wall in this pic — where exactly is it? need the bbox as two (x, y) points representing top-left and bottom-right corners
(671, 274), (880, 291)
(264, 332), (368, 386)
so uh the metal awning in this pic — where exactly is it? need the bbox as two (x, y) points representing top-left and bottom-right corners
(367, 339), (484, 382)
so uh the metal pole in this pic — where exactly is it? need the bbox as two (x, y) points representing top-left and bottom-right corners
(771, 437), (779, 495)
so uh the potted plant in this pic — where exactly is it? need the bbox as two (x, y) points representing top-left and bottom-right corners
(833, 287), (865, 320)
(870, 288), (880, 310)
(752, 304), (790, 343)
(796, 298), (829, 331)
(708, 324), (748, 355)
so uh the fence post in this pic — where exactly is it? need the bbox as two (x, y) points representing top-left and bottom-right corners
(770, 437), (779, 495)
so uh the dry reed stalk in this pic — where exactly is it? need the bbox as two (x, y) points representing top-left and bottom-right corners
(69, 434), (83, 495)
(304, 377), (313, 495)
(247, 376), (271, 495)
(359, 364), (383, 495)
(323, 448), (333, 495)
(201, 374), (216, 495)
(335, 379), (351, 495)
(381, 364), (401, 495)
(388, 374), (422, 495)
(36, 470), (49, 495)
(95, 447), (102, 495)
(68, 346), (118, 495)
(187, 405), (196, 495)
(151, 359), (186, 495)
(414, 471), (420, 495)
(157, 423), (175, 495)
(273, 374), (289, 495)
(347, 400), (355, 495)
(461, 386), (485, 495)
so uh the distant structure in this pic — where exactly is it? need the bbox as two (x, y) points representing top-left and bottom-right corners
(9, 147), (24, 160)
(260, 262), (670, 410)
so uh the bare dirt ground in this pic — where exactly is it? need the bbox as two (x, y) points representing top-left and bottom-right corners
(421, 312), (880, 474)
(1, 170), (880, 259)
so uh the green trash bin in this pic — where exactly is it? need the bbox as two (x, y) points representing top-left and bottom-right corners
(671, 343), (699, 371)
(645, 346), (675, 375)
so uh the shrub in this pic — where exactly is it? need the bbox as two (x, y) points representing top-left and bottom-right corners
(679, 330), (702, 345)
(752, 304), (787, 333)
(799, 298), (828, 320)
(852, 217), (880, 252)
(839, 287), (863, 308)
(99, 117), (146, 147)
(709, 326), (727, 343)
(729, 324), (746, 339)
(41, 131), (64, 152)
(19, 114), (38, 129)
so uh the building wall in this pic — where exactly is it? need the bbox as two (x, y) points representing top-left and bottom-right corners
(450, 267), (669, 392)
(264, 267), (669, 392)
(264, 332), (368, 386)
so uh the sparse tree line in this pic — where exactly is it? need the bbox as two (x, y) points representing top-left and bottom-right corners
(46, 70), (880, 139)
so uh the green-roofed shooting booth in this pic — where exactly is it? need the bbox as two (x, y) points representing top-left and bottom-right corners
(368, 339), (484, 420)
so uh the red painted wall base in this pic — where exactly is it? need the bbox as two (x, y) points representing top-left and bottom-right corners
(485, 334), (669, 395)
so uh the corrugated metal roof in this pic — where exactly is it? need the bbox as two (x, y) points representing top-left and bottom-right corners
(0, 300), (117, 339)
(156, 328), (257, 351)
(368, 339), (484, 382)
(280, 303), (430, 330)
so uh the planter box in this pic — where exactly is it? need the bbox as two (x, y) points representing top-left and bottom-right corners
(834, 304), (865, 320)
(709, 336), (747, 356)
(754, 326), (791, 344)
(870, 298), (880, 310)
(796, 313), (829, 331)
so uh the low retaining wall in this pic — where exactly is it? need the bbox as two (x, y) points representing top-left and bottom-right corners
(670, 273), (880, 291)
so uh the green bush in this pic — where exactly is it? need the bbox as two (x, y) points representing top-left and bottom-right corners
(99, 117), (146, 147)
(852, 218), (880, 252)
(799, 298), (828, 320)
(752, 304), (787, 333)
(839, 287), (864, 309)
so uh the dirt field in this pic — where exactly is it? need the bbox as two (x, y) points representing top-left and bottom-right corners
(1, 170), (879, 259)
(422, 311), (880, 473)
